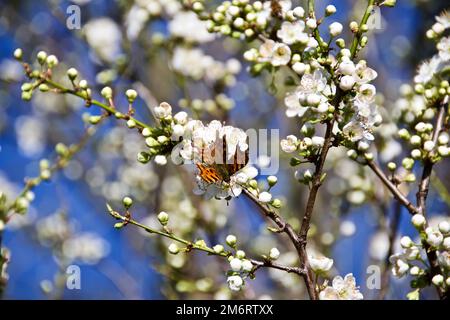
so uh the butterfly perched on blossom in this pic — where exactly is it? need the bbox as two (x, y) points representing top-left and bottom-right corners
(195, 135), (249, 185)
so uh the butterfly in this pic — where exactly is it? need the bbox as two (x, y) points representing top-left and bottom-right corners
(196, 135), (249, 185)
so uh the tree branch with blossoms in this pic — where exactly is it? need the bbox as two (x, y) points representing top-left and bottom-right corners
(5, 0), (450, 301)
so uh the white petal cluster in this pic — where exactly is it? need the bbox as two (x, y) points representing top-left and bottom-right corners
(172, 47), (240, 82)
(169, 11), (215, 43)
(319, 273), (363, 300)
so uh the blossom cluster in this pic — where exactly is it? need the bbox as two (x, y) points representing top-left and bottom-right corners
(390, 214), (450, 299)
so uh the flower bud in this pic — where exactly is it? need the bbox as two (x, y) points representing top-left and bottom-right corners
(411, 149), (422, 159)
(329, 22), (343, 37)
(425, 228), (443, 247)
(154, 155), (167, 166)
(168, 243), (179, 254)
(157, 211), (169, 225)
(271, 198), (282, 208)
(258, 191), (272, 203)
(226, 234), (237, 247)
(67, 68), (78, 80)
(325, 5), (336, 16)
(213, 244), (224, 254)
(267, 175), (278, 187)
(14, 48), (23, 60)
(46, 55), (58, 68)
(411, 214), (426, 228)
(79, 80), (88, 90)
(236, 250), (246, 259)
(37, 51), (47, 64)
(306, 18), (317, 29)
(387, 162), (397, 171)
(241, 260), (253, 272)
(122, 196), (133, 209)
(101, 86), (113, 100)
(125, 89), (138, 103)
(88, 115), (102, 125)
(423, 140), (435, 152)
(269, 247), (280, 260)
(398, 128), (410, 140)
(402, 157), (414, 170)
(339, 75), (356, 91)
(432, 274), (444, 287)
(137, 151), (151, 164)
(229, 258), (242, 271)
(126, 119), (136, 128)
(438, 221), (450, 234)
(38, 84), (49, 92)
(400, 236), (414, 248)
(410, 135), (421, 146)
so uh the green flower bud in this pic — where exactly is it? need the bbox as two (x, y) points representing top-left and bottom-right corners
(271, 198), (282, 209)
(267, 175), (277, 187)
(37, 51), (47, 65)
(101, 86), (113, 100)
(387, 162), (397, 171)
(21, 83), (33, 92)
(14, 48), (23, 60)
(67, 68), (78, 80)
(145, 137), (159, 148)
(213, 244), (224, 254)
(40, 169), (51, 180)
(168, 243), (179, 254)
(157, 211), (169, 225)
(88, 115), (102, 125)
(141, 128), (152, 137)
(137, 151), (151, 164)
(122, 196), (133, 209)
(236, 250), (246, 259)
(21, 91), (33, 101)
(125, 89), (138, 103)
(79, 80), (88, 90)
(46, 55), (58, 68)
(55, 143), (69, 157)
(126, 119), (136, 128)
(226, 234), (237, 247)
(38, 84), (49, 92)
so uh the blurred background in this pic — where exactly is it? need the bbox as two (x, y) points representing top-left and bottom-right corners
(0, 0), (449, 299)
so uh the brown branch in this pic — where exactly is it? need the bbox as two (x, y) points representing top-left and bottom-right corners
(416, 96), (448, 215)
(367, 160), (419, 215)
(243, 189), (317, 299)
(416, 96), (448, 299)
(378, 201), (402, 300)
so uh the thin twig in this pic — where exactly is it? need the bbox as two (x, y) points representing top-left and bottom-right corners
(416, 96), (448, 299)
(378, 201), (402, 300)
(367, 160), (419, 214)
(242, 189), (315, 298)
(109, 206), (304, 276)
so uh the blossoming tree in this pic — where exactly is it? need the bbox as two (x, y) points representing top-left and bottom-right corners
(0, 0), (449, 300)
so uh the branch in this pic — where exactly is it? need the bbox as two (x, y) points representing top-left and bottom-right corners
(242, 189), (316, 299)
(350, 0), (376, 59)
(416, 96), (448, 215)
(416, 96), (448, 299)
(367, 160), (419, 215)
(107, 205), (304, 276)
(378, 201), (402, 300)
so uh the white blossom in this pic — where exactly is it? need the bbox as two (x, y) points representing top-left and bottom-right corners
(389, 253), (409, 277)
(309, 255), (334, 273)
(277, 21), (308, 45)
(280, 135), (298, 153)
(437, 37), (450, 61)
(169, 11), (214, 43)
(229, 258), (243, 271)
(319, 274), (363, 300)
(227, 275), (244, 291)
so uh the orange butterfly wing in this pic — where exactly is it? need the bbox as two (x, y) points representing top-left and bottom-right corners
(196, 163), (222, 184)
